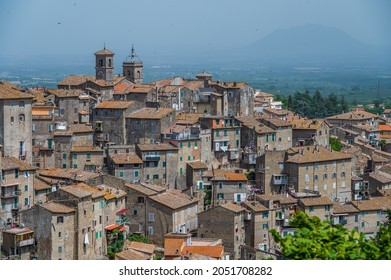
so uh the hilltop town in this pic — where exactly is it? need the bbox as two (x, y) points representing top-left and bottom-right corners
(1, 46), (391, 260)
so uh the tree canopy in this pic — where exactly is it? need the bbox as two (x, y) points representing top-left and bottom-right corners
(270, 211), (391, 260)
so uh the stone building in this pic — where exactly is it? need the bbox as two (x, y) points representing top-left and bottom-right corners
(1, 157), (36, 225)
(146, 189), (199, 246)
(331, 203), (360, 231)
(199, 116), (241, 163)
(290, 118), (331, 147)
(162, 124), (201, 180)
(297, 196), (334, 221)
(326, 108), (378, 128)
(123, 183), (165, 234)
(50, 89), (86, 124)
(202, 169), (248, 206)
(1, 227), (35, 260)
(0, 81), (33, 164)
(107, 152), (143, 183)
(260, 118), (293, 151)
(135, 143), (178, 188)
(198, 203), (247, 259)
(53, 123), (94, 169)
(93, 100), (138, 146)
(126, 107), (175, 145)
(122, 46), (143, 84)
(113, 83), (155, 104)
(33, 175), (59, 205)
(186, 161), (208, 189)
(242, 201), (272, 252)
(32, 105), (55, 169)
(349, 197), (391, 238)
(208, 80), (255, 117)
(20, 202), (76, 260)
(70, 146), (104, 172)
(255, 150), (287, 194)
(286, 145), (353, 202)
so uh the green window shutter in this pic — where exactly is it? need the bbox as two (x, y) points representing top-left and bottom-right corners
(180, 142), (183, 148)
(194, 140), (198, 147)
(216, 131), (220, 136)
(96, 232), (98, 239)
(188, 141), (191, 148)
(266, 134), (269, 142)
(63, 153), (67, 159)
(180, 168), (183, 175)
(162, 161), (166, 167)
(134, 170), (139, 177)
(119, 172), (124, 178)
(73, 154), (77, 159)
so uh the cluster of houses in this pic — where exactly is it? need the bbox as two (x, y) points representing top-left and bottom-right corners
(1, 46), (391, 260)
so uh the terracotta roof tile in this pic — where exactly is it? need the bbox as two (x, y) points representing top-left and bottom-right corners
(137, 143), (178, 151)
(40, 202), (75, 214)
(220, 203), (246, 213)
(71, 146), (103, 153)
(242, 201), (269, 212)
(127, 107), (174, 119)
(94, 48), (115, 55)
(57, 75), (94, 86)
(115, 249), (150, 260)
(182, 246), (224, 259)
(369, 171), (391, 184)
(95, 100), (134, 109)
(332, 203), (360, 214)
(149, 189), (198, 210)
(286, 145), (352, 164)
(327, 110), (378, 121)
(124, 240), (155, 255)
(0, 81), (33, 100)
(187, 161), (208, 169)
(349, 197), (391, 211)
(1, 157), (37, 171)
(291, 119), (326, 130)
(38, 168), (100, 182)
(109, 153), (143, 164)
(60, 183), (105, 199)
(204, 169), (247, 181)
(34, 177), (52, 191)
(300, 196), (334, 206)
(49, 89), (84, 98)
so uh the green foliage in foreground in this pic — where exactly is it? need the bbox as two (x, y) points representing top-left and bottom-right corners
(270, 211), (391, 260)
(329, 137), (343, 151)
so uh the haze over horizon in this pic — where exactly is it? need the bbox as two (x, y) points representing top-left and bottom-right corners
(0, 0), (390, 66)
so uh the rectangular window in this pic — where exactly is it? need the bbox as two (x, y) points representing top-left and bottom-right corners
(62, 164), (67, 169)
(73, 164), (77, 169)
(119, 172), (124, 178)
(377, 221), (381, 227)
(58, 246), (62, 253)
(180, 142), (183, 148)
(86, 153), (91, 160)
(162, 161), (166, 167)
(355, 215), (359, 222)
(73, 154), (77, 159)
(262, 212), (268, 219)
(217, 193), (224, 199)
(262, 223), (269, 229)
(266, 134), (269, 142)
(324, 174), (328, 179)
(180, 168), (183, 175)
(188, 156), (191, 160)
(216, 130), (220, 136)
(100, 231), (102, 238)
(148, 226), (154, 235)
(96, 232), (98, 239)
(180, 156), (182, 162)
(134, 170), (139, 177)
(224, 130), (227, 136)
(341, 172), (346, 177)
(15, 169), (19, 178)
(235, 129), (239, 135)
(153, 174), (159, 179)
(194, 140), (198, 147)
(219, 182), (223, 189)
(361, 211), (365, 217)
(188, 141), (191, 148)
(361, 222), (365, 228)
(24, 185), (28, 192)
(63, 153), (67, 160)
(325, 205), (330, 211)
(272, 134), (275, 141)
(309, 206), (314, 212)
(148, 213), (154, 221)
(57, 216), (64, 224)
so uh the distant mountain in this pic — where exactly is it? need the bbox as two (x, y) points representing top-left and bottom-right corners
(236, 24), (390, 66)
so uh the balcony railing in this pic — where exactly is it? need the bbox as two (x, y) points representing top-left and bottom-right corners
(145, 155), (160, 161)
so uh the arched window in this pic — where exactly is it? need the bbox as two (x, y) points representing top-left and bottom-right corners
(137, 70), (141, 78)
(127, 70), (131, 76)
(19, 114), (25, 122)
(108, 59), (112, 67)
(19, 101), (25, 108)
(99, 59), (103, 67)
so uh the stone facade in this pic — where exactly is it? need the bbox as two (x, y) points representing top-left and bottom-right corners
(135, 143), (178, 188)
(198, 203), (246, 259)
(70, 146), (104, 172)
(0, 82), (33, 164)
(107, 153), (143, 183)
(126, 108), (175, 145)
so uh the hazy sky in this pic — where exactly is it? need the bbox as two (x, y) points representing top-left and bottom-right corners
(0, 0), (390, 58)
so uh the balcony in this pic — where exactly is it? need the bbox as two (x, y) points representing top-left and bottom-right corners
(272, 174), (288, 186)
(1, 190), (21, 199)
(275, 211), (285, 220)
(17, 238), (34, 247)
(145, 155), (160, 161)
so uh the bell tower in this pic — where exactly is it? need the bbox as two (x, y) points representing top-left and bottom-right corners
(94, 46), (115, 82)
(122, 45), (143, 84)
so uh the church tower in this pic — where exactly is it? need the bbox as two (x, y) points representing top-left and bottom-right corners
(122, 45), (143, 84)
(94, 46), (115, 82)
